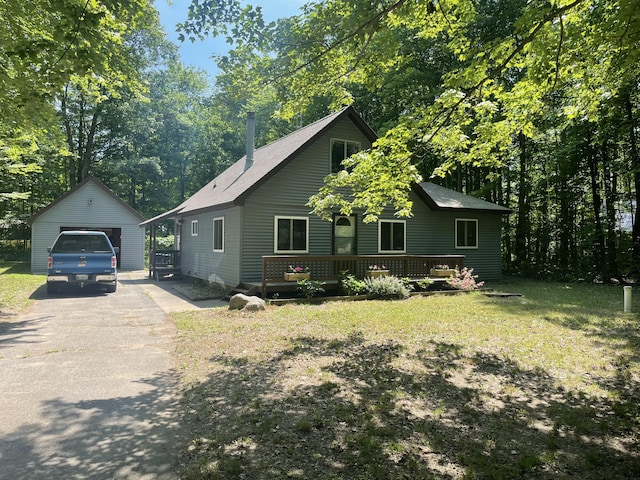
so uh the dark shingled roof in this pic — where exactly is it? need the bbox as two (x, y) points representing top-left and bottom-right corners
(416, 182), (511, 213)
(142, 106), (376, 225)
(141, 107), (510, 225)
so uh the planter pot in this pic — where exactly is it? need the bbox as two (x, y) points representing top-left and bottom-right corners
(365, 270), (389, 279)
(430, 268), (456, 278)
(284, 272), (310, 281)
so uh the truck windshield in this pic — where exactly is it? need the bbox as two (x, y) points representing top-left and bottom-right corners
(52, 235), (112, 253)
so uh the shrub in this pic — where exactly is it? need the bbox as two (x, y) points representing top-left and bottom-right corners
(446, 267), (485, 291)
(339, 271), (367, 296)
(297, 279), (325, 298)
(400, 277), (415, 292)
(364, 275), (410, 300)
(415, 277), (434, 291)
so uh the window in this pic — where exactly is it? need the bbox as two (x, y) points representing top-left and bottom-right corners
(213, 217), (224, 252)
(191, 220), (199, 236)
(275, 216), (309, 253)
(456, 219), (478, 248)
(331, 139), (360, 173)
(378, 220), (406, 253)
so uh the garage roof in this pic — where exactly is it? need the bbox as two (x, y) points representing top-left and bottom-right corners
(28, 176), (144, 225)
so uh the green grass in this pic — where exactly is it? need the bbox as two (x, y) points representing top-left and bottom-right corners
(174, 279), (640, 479)
(0, 262), (45, 315)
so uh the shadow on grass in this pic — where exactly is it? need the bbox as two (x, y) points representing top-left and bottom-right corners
(482, 279), (640, 433)
(179, 332), (640, 479)
(0, 262), (32, 275)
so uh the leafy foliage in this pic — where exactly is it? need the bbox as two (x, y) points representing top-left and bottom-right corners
(364, 275), (411, 300)
(0, 0), (156, 135)
(181, 0), (640, 223)
(297, 279), (326, 299)
(339, 271), (368, 296)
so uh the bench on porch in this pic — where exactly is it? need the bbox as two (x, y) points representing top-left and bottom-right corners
(261, 255), (465, 298)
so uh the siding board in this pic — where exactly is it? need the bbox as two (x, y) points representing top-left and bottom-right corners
(179, 206), (241, 287)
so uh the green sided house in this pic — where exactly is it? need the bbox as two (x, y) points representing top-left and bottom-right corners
(142, 106), (510, 296)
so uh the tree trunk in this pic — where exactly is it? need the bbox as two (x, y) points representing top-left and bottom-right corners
(625, 91), (640, 275)
(501, 167), (513, 270)
(602, 142), (619, 278)
(536, 173), (550, 271)
(514, 131), (529, 272)
(61, 87), (77, 188)
(586, 132), (606, 277)
(76, 95), (86, 186)
(557, 158), (570, 273)
(80, 105), (103, 181)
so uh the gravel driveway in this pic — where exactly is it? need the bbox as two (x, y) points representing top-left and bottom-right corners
(0, 274), (181, 479)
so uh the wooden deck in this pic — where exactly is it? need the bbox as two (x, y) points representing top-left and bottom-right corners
(260, 254), (464, 298)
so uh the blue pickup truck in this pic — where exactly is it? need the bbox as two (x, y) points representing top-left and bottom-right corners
(47, 231), (118, 294)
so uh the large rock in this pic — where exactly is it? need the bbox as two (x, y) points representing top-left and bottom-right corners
(243, 296), (267, 311)
(229, 293), (266, 312)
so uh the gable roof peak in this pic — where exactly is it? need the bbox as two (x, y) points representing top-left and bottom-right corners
(28, 175), (144, 225)
(148, 105), (376, 222)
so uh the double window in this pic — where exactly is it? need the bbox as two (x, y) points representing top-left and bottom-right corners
(213, 217), (224, 252)
(331, 139), (360, 173)
(275, 216), (308, 253)
(456, 219), (478, 248)
(378, 220), (406, 253)
(191, 220), (199, 236)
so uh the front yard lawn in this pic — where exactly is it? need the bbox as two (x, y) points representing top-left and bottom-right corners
(173, 280), (640, 479)
(0, 262), (45, 317)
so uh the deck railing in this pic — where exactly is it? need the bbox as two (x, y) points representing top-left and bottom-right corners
(262, 254), (465, 297)
(149, 249), (181, 280)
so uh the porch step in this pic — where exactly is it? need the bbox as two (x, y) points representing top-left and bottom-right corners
(223, 283), (260, 301)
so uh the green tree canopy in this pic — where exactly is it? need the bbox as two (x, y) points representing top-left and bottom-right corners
(181, 0), (640, 221)
(1, 0), (156, 134)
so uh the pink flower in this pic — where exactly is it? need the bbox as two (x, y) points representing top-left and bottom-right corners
(446, 267), (484, 291)
(288, 265), (310, 273)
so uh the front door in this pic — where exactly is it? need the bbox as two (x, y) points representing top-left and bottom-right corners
(333, 215), (356, 255)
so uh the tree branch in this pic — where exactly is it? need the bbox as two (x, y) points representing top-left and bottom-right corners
(422, 0), (585, 145)
(270, 0), (409, 83)
(553, 15), (564, 90)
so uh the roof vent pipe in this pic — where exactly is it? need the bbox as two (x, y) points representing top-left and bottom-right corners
(245, 111), (255, 171)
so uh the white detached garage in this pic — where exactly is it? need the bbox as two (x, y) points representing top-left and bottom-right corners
(28, 176), (146, 273)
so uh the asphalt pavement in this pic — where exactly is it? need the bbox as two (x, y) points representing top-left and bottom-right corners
(0, 271), (224, 479)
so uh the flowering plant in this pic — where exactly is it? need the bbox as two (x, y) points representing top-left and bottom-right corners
(367, 264), (387, 271)
(434, 264), (451, 269)
(446, 267), (484, 291)
(288, 265), (310, 273)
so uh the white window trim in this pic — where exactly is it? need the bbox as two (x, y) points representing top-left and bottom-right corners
(191, 220), (199, 237)
(274, 216), (309, 254)
(455, 218), (479, 249)
(213, 217), (224, 253)
(330, 138), (361, 173)
(378, 219), (406, 253)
